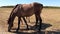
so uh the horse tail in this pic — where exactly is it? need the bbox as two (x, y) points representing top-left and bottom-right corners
(8, 4), (19, 24)
(40, 4), (43, 10)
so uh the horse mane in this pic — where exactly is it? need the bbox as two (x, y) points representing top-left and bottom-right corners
(9, 4), (20, 17)
(8, 4), (19, 24)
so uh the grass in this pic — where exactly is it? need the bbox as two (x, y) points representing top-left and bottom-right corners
(0, 7), (60, 34)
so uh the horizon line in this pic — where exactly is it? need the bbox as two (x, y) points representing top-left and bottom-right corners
(0, 5), (60, 7)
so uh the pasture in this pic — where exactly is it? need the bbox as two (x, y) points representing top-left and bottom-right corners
(0, 7), (60, 34)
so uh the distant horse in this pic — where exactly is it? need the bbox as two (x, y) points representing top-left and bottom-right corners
(8, 2), (43, 32)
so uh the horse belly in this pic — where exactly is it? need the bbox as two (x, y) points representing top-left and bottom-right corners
(21, 9), (34, 17)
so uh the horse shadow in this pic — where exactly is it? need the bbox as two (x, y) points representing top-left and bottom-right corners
(26, 22), (52, 31)
(11, 31), (60, 34)
(11, 22), (52, 30)
(9, 22), (60, 34)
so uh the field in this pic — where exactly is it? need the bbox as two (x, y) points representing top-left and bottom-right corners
(0, 7), (60, 34)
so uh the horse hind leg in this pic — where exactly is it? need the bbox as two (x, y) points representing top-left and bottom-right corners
(35, 14), (38, 28)
(35, 11), (42, 31)
(37, 13), (42, 31)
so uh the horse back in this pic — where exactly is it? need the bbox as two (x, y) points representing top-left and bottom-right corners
(16, 2), (43, 17)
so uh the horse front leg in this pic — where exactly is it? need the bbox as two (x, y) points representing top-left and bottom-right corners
(22, 17), (29, 30)
(16, 17), (21, 32)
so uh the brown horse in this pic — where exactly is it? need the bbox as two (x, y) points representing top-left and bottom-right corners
(8, 2), (43, 32)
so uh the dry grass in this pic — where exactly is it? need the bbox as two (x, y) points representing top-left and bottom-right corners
(0, 8), (60, 34)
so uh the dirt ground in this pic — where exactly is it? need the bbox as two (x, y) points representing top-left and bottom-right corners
(0, 8), (60, 34)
